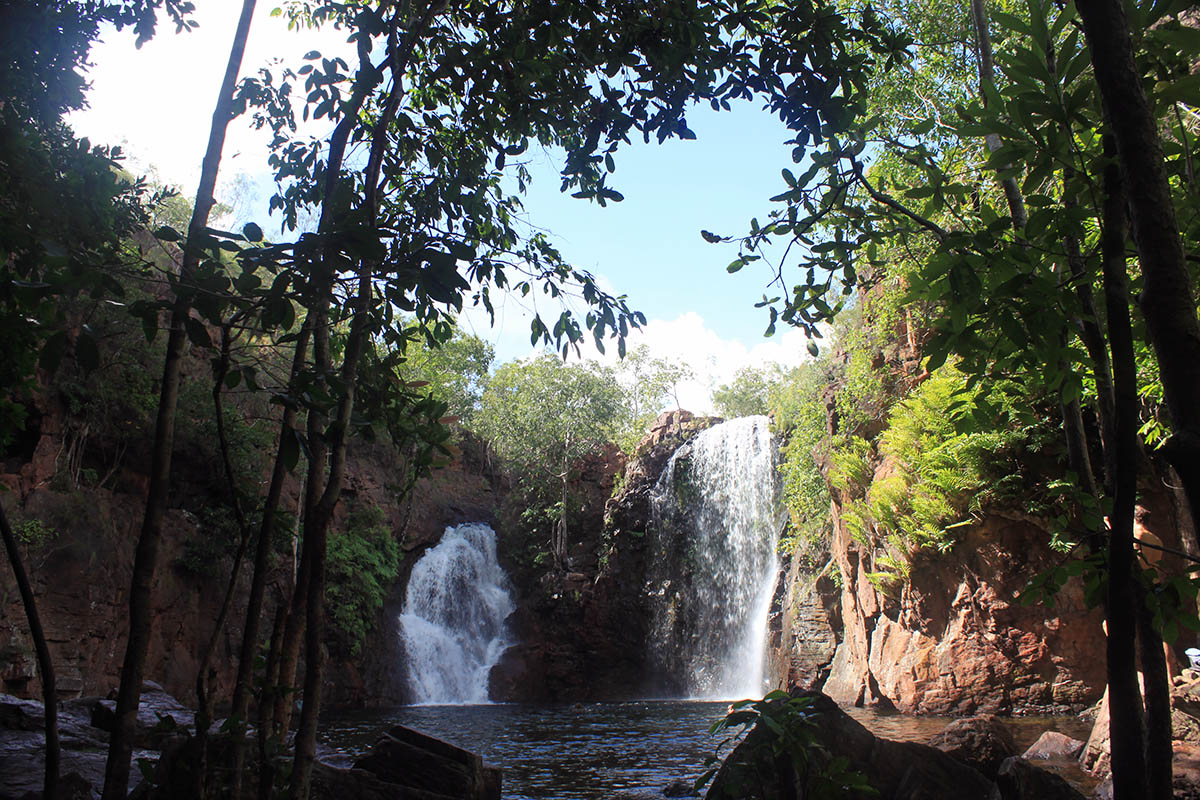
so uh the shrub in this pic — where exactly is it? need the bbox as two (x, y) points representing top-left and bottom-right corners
(325, 504), (400, 658)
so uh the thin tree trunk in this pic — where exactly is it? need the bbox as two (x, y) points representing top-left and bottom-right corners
(287, 10), (441, 792)
(257, 602), (288, 800)
(102, 2), (256, 795)
(1078, 0), (1200, 533)
(1100, 136), (1173, 800)
(285, 307), (331, 798)
(229, 319), (312, 800)
(1, 504), (58, 800)
(1137, 598), (1173, 800)
(268, 20), (382, 752)
(1098, 133), (1153, 800)
(970, 0), (1027, 230)
(195, 323), (253, 800)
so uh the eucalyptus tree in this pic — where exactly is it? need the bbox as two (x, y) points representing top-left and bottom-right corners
(712, 0), (1198, 794)
(217, 2), (844, 795)
(477, 354), (630, 568)
(97, 0), (262, 795)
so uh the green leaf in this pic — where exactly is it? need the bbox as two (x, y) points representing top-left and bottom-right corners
(184, 317), (212, 348)
(39, 331), (68, 373)
(75, 329), (100, 372)
(242, 221), (264, 242)
(154, 225), (183, 242)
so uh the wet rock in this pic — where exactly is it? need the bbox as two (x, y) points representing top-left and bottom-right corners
(1175, 742), (1200, 800)
(1078, 688), (1111, 776)
(1022, 731), (1085, 762)
(663, 777), (699, 796)
(706, 691), (997, 800)
(994, 756), (1086, 800)
(89, 683), (193, 750)
(928, 714), (1017, 779)
(353, 725), (501, 799)
(1, 693), (152, 799)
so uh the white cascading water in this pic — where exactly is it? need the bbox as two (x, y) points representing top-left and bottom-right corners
(647, 416), (782, 700)
(399, 522), (514, 704)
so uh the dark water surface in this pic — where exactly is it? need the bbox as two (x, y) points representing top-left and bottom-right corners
(320, 701), (1095, 799)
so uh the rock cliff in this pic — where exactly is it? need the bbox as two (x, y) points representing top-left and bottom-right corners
(0, 423), (502, 709)
(819, 511), (1107, 714)
(489, 410), (720, 701)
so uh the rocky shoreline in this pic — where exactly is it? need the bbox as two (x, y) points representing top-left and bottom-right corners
(0, 685), (500, 800)
(12, 675), (1200, 800)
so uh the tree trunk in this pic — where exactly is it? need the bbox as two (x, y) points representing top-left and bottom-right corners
(1, 503), (58, 800)
(970, 0), (1027, 230)
(1078, 0), (1200, 533)
(1138, 597), (1174, 800)
(257, 602), (288, 800)
(229, 320), (312, 800)
(101, 2), (257, 795)
(1099, 133), (1153, 800)
(194, 324), (252, 800)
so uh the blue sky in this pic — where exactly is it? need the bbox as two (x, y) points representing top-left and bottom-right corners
(71, 0), (816, 410)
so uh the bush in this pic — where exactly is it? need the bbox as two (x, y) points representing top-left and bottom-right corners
(325, 504), (400, 658)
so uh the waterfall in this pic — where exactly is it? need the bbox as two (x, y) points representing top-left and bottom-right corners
(647, 416), (782, 700)
(400, 522), (514, 704)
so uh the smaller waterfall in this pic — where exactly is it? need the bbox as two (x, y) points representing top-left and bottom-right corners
(400, 522), (514, 704)
(647, 416), (782, 700)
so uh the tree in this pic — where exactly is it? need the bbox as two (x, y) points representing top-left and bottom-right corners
(399, 324), (495, 425)
(1, 3), (196, 798)
(712, 0), (1199, 795)
(612, 344), (694, 445)
(713, 364), (783, 418)
(101, 1), (259, 795)
(477, 354), (629, 568)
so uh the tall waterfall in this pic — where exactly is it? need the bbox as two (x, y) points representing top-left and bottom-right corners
(647, 416), (782, 700)
(400, 522), (514, 704)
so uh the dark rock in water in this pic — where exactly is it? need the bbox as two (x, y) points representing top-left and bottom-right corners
(928, 714), (1017, 779)
(663, 777), (699, 796)
(0, 693), (147, 800)
(705, 691), (997, 800)
(89, 684), (193, 749)
(994, 757), (1086, 800)
(1021, 731), (1085, 762)
(310, 761), (469, 800)
(353, 725), (500, 800)
(144, 724), (499, 800)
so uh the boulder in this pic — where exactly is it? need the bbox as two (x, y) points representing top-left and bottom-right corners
(353, 725), (501, 800)
(928, 714), (1017, 779)
(88, 682), (193, 750)
(1079, 688), (1111, 776)
(144, 725), (499, 800)
(663, 777), (699, 796)
(706, 691), (997, 800)
(1022, 731), (1085, 762)
(993, 757), (1086, 800)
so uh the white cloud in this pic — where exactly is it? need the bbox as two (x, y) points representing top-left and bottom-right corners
(609, 312), (812, 414)
(457, 290), (815, 415)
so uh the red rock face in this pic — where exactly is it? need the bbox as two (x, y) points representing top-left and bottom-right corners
(0, 428), (504, 707)
(820, 512), (1108, 714)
